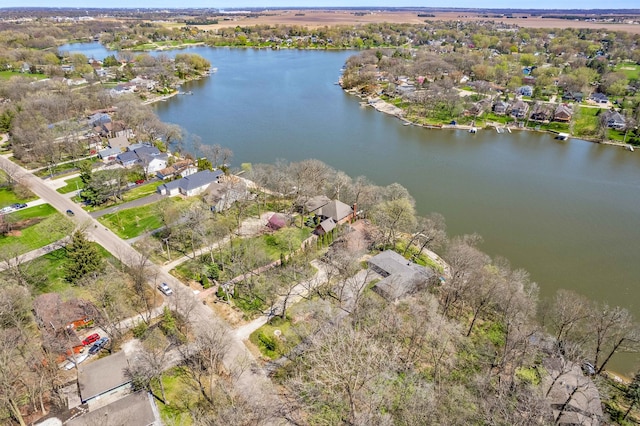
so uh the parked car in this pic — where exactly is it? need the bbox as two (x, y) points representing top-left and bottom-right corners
(135, 179), (145, 184)
(66, 209), (74, 216)
(82, 333), (100, 346)
(158, 282), (173, 296)
(88, 337), (109, 355)
(11, 203), (27, 209)
(0, 206), (14, 214)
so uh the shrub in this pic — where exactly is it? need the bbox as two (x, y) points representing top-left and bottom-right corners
(132, 321), (148, 339)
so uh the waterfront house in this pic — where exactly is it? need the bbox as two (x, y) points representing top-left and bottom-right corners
(317, 199), (354, 224)
(134, 146), (168, 175)
(157, 169), (224, 197)
(202, 176), (249, 212)
(529, 102), (553, 121)
(368, 250), (434, 301)
(603, 110), (626, 129)
(305, 195), (331, 214)
(510, 100), (530, 119)
(493, 100), (510, 115)
(156, 159), (197, 180)
(554, 104), (573, 122)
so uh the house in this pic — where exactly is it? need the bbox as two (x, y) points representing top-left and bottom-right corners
(157, 169), (224, 197)
(315, 217), (336, 235)
(517, 85), (533, 97)
(305, 195), (331, 214)
(603, 110), (626, 129)
(562, 91), (583, 103)
(66, 391), (161, 426)
(98, 147), (120, 162)
(134, 146), (168, 175)
(368, 250), (434, 301)
(155, 159), (197, 180)
(589, 92), (609, 104)
(317, 199), (353, 224)
(510, 100), (530, 119)
(554, 104), (573, 122)
(466, 99), (490, 117)
(77, 351), (131, 405)
(493, 100), (509, 115)
(116, 151), (139, 167)
(267, 213), (287, 230)
(108, 135), (130, 151)
(202, 176), (249, 212)
(529, 102), (553, 122)
(88, 112), (111, 128)
(33, 293), (97, 334)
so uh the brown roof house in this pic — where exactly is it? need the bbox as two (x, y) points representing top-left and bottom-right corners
(368, 250), (434, 301)
(203, 175), (250, 213)
(529, 102), (553, 122)
(554, 104), (573, 122)
(510, 100), (530, 119)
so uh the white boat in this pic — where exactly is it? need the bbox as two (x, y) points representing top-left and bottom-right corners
(555, 133), (569, 140)
(627, 145), (634, 152)
(469, 127), (477, 133)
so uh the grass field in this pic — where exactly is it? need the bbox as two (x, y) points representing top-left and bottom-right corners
(614, 62), (640, 80)
(155, 367), (197, 425)
(0, 205), (73, 253)
(98, 203), (165, 239)
(0, 186), (37, 207)
(0, 70), (48, 80)
(56, 176), (85, 194)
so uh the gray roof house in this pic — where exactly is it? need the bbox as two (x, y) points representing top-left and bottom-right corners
(77, 351), (131, 405)
(66, 391), (161, 426)
(317, 199), (353, 224)
(603, 110), (626, 129)
(98, 147), (120, 161)
(510, 100), (530, 119)
(108, 135), (130, 151)
(157, 169), (224, 197)
(493, 100), (509, 115)
(368, 250), (434, 301)
(305, 195), (331, 213)
(134, 146), (168, 174)
(116, 151), (139, 167)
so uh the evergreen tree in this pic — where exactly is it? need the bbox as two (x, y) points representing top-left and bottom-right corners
(65, 231), (104, 283)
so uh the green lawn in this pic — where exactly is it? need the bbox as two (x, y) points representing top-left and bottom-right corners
(573, 106), (600, 138)
(0, 70), (47, 80)
(98, 203), (165, 239)
(56, 176), (85, 194)
(614, 62), (639, 80)
(249, 316), (301, 360)
(0, 205), (73, 253)
(155, 367), (197, 425)
(0, 186), (37, 207)
(122, 181), (164, 202)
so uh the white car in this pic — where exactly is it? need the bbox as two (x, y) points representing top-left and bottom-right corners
(158, 282), (173, 296)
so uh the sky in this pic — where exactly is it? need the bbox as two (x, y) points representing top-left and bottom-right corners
(1, 1), (639, 9)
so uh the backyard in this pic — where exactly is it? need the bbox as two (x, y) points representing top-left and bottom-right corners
(0, 204), (74, 253)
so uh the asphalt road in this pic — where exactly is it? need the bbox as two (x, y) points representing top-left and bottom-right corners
(0, 154), (286, 424)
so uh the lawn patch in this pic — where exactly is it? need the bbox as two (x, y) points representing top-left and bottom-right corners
(0, 206), (73, 253)
(249, 316), (300, 360)
(0, 185), (37, 207)
(56, 176), (85, 194)
(98, 204), (165, 239)
(154, 367), (198, 426)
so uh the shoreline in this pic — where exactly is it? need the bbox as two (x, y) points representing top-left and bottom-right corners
(346, 88), (635, 151)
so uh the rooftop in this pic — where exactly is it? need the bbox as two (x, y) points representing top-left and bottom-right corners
(66, 391), (160, 426)
(77, 351), (130, 403)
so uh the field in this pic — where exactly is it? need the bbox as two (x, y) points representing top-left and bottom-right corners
(0, 204), (73, 253)
(180, 10), (640, 34)
(614, 62), (640, 80)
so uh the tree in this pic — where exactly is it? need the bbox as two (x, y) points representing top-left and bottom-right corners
(624, 371), (640, 420)
(370, 197), (417, 249)
(127, 328), (171, 404)
(65, 230), (104, 283)
(541, 289), (591, 350)
(587, 303), (638, 374)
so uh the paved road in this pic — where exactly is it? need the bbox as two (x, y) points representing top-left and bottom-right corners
(90, 192), (163, 218)
(0, 154), (287, 424)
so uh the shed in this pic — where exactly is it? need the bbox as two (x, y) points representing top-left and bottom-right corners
(315, 217), (336, 235)
(267, 213), (287, 230)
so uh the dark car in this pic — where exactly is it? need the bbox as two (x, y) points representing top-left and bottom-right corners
(11, 203), (27, 209)
(88, 337), (109, 355)
(66, 209), (75, 216)
(82, 333), (100, 346)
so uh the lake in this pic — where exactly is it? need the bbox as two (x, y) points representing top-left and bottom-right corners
(61, 42), (640, 374)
